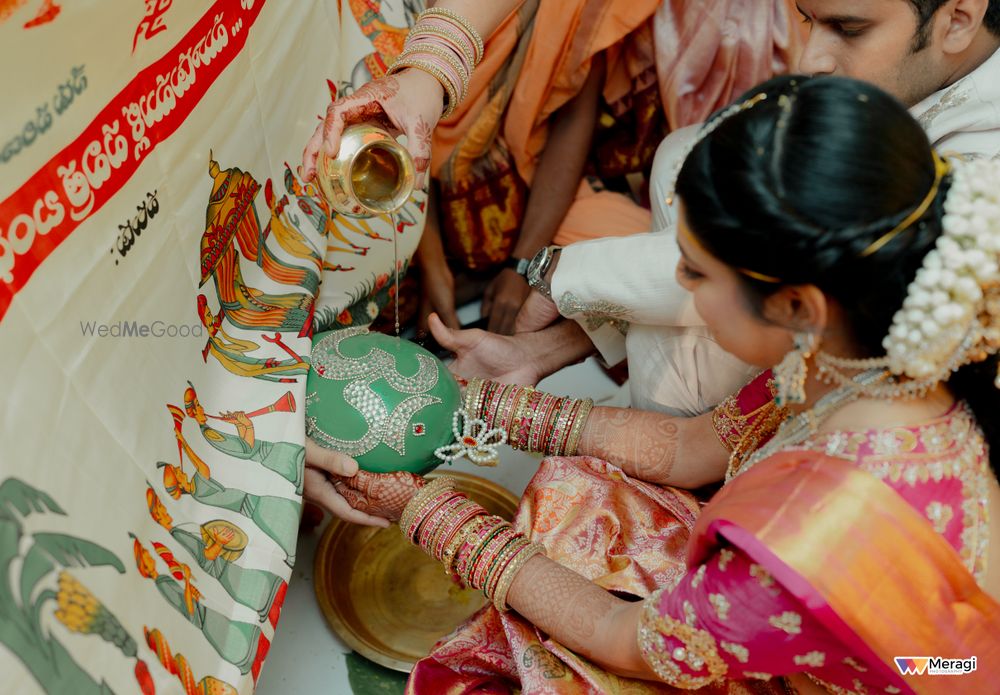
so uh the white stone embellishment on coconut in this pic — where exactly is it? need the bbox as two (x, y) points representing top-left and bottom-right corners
(882, 159), (1000, 383)
(434, 409), (507, 467)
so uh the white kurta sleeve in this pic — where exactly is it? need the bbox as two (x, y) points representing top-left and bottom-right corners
(549, 125), (703, 365)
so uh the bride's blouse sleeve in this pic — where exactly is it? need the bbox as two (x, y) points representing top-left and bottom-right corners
(636, 544), (857, 689)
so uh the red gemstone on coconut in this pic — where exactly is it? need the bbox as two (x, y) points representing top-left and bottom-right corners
(462, 436), (477, 446)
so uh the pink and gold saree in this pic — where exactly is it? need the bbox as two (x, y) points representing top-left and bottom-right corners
(409, 374), (1000, 694)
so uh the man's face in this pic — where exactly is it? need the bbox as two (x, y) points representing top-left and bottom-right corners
(796, 0), (949, 105)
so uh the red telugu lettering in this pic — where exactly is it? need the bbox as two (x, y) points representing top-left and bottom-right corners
(0, 0), (266, 323)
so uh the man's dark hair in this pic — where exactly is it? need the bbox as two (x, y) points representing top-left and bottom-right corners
(909, 0), (1000, 50)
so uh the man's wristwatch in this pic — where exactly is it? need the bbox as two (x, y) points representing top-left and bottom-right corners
(526, 245), (561, 299)
(504, 256), (531, 276)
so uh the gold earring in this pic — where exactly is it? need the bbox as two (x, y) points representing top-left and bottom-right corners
(773, 332), (817, 406)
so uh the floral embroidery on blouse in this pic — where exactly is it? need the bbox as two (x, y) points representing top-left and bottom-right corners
(708, 593), (730, 621)
(842, 657), (868, 673)
(720, 641), (749, 664)
(768, 612), (802, 635)
(749, 563), (776, 590)
(638, 546), (877, 692)
(637, 588), (728, 689)
(793, 651), (826, 667)
(717, 548), (734, 571)
(794, 401), (991, 583)
(925, 501), (955, 533)
(691, 564), (706, 589)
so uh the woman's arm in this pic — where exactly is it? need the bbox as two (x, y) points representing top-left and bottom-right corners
(578, 407), (728, 488)
(505, 554), (657, 680)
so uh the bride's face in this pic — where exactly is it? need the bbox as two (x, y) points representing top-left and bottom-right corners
(675, 211), (795, 369)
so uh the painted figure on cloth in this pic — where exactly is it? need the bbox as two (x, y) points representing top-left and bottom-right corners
(144, 626), (239, 695)
(131, 535), (270, 679)
(160, 416), (300, 567)
(200, 155), (318, 336)
(198, 295), (310, 383)
(146, 487), (288, 626)
(178, 382), (304, 494)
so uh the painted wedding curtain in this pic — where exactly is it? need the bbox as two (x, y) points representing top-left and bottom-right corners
(0, 1), (425, 693)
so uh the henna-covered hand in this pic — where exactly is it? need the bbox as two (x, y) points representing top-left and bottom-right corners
(301, 70), (443, 188)
(336, 470), (427, 523)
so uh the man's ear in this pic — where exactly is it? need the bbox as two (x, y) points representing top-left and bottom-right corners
(760, 284), (829, 334)
(937, 0), (989, 55)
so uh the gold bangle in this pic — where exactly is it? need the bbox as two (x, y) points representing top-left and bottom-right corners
(387, 56), (459, 118)
(492, 542), (546, 612)
(400, 43), (470, 101)
(420, 8), (484, 64)
(564, 398), (594, 456)
(407, 25), (476, 70)
(464, 377), (485, 418)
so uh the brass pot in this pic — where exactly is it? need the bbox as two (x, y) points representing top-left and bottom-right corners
(315, 123), (416, 218)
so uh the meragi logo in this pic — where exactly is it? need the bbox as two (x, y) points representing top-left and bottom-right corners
(894, 656), (977, 676)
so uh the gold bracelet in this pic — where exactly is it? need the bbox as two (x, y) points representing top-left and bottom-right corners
(420, 8), (484, 64)
(492, 542), (546, 612)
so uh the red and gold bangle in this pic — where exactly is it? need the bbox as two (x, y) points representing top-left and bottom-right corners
(471, 526), (518, 589)
(418, 494), (466, 551)
(453, 516), (505, 580)
(462, 520), (507, 587)
(483, 535), (525, 598)
(400, 477), (457, 542)
(443, 515), (490, 576)
(436, 503), (487, 563)
(431, 497), (483, 561)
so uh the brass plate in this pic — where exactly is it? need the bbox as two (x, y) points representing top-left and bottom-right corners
(314, 471), (520, 672)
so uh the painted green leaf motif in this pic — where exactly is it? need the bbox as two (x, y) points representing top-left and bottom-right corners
(20, 533), (126, 614)
(0, 478), (64, 526)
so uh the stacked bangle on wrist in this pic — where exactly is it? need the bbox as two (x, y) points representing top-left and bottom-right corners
(462, 379), (595, 457)
(399, 477), (546, 612)
(387, 8), (483, 118)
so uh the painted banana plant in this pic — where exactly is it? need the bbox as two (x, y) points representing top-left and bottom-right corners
(0, 478), (152, 694)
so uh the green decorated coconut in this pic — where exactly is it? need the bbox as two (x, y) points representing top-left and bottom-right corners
(306, 327), (462, 474)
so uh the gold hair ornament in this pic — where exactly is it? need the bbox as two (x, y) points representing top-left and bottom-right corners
(860, 151), (951, 257)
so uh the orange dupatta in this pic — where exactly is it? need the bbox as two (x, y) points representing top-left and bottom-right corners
(691, 450), (1000, 694)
